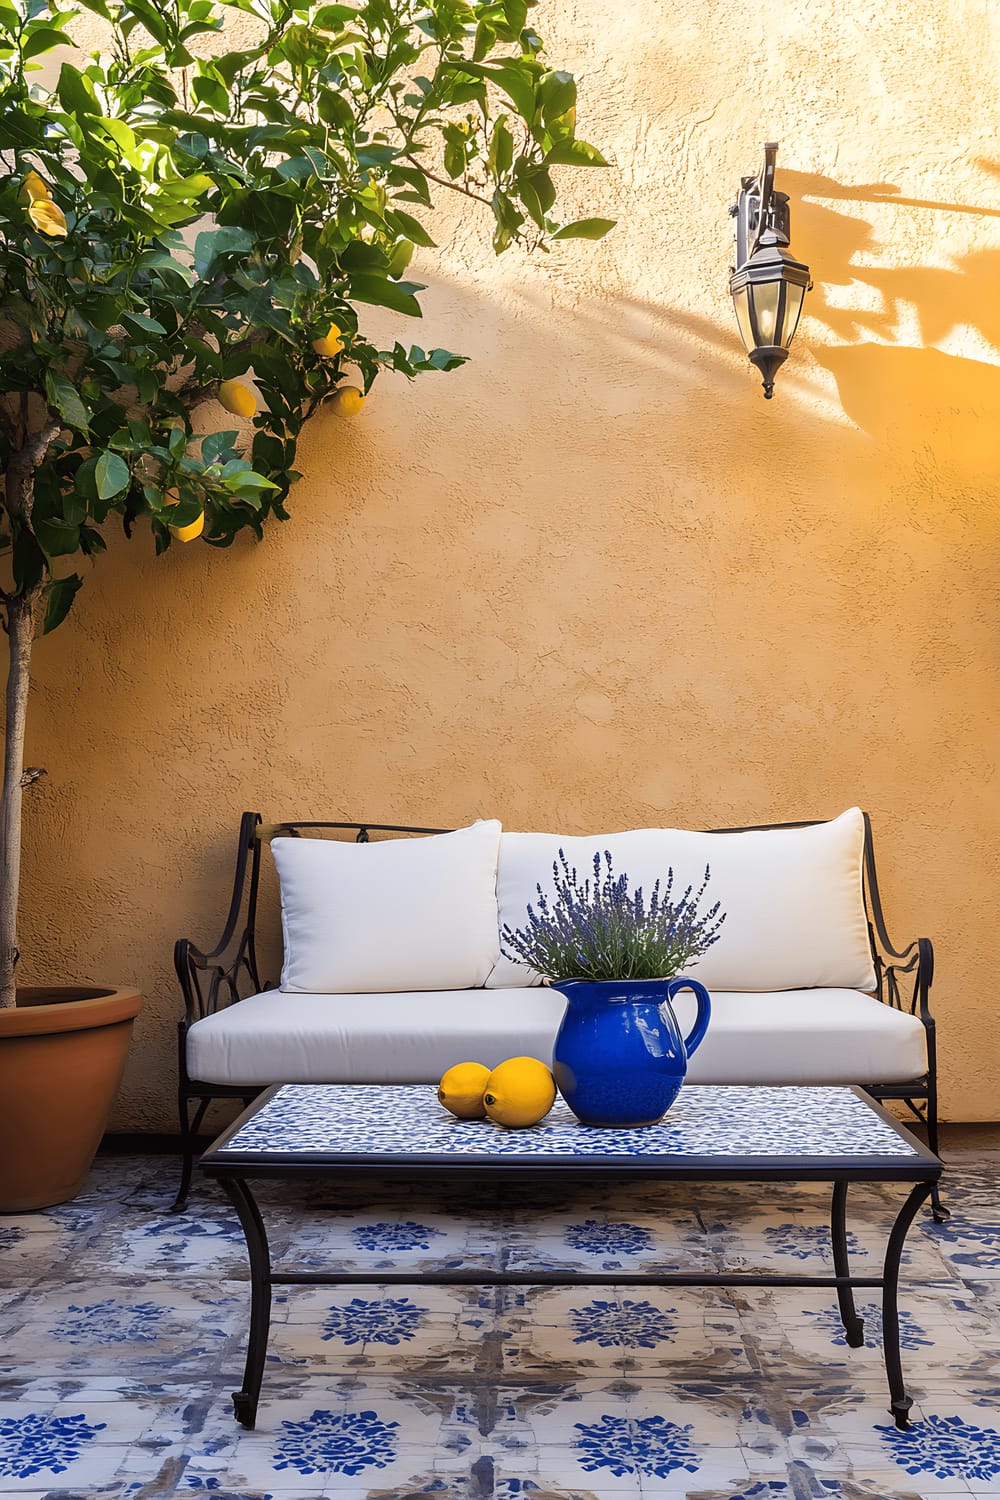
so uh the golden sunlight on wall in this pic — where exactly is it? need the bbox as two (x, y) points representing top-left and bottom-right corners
(17, 0), (1000, 1125)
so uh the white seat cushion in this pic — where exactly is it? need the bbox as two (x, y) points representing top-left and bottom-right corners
(187, 987), (926, 1088)
(487, 809), (875, 993)
(271, 820), (502, 993)
(187, 989), (567, 1085)
(674, 989), (927, 1085)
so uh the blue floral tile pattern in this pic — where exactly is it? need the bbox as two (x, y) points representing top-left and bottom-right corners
(352, 1221), (445, 1252)
(564, 1220), (655, 1256)
(273, 1407), (399, 1476)
(804, 1301), (932, 1349)
(570, 1297), (677, 1347)
(574, 1413), (699, 1477)
(217, 1084), (924, 1161)
(0, 1412), (106, 1480)
(320, 1297), (425, 1345)
(762, 1224), (865, 1259)
(878, 1412), (1000, 1479)
(2, 1144), (992, 1499)
(51, 1298), (169, 1344)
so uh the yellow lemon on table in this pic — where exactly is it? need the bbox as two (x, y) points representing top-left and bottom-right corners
(330, 386), (365, 416)
(311, 327), (344, 358)
(437, 1061), (491, 1120)
(218, 379), (257, 418)
(168, 510), (205, 543)
(483, 1056), (556, 1129)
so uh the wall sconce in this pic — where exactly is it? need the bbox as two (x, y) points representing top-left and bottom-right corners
(729, 141), (812, 399)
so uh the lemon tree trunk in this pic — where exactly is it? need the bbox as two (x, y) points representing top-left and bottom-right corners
(0, 593), (33, 1010)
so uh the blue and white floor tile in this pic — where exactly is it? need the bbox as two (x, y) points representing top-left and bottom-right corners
(1, 1148), (999, 1496)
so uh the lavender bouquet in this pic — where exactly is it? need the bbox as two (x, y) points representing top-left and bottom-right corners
(502, 850), (726, 983)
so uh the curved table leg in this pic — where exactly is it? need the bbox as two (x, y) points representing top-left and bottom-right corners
(222, 1176), (272, 1430)
(831, 1180), (865, 1347)
(882, 1181), (933, 1430)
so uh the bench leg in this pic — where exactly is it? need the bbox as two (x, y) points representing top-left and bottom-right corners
(924, 1067), (950, 1223)
(171, 1095), (210, 1213)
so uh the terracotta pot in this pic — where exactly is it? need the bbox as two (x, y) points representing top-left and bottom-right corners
(0, 985), (142, 1212)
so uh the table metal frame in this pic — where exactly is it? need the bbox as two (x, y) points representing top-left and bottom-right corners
(200, 1086), (941, 1433)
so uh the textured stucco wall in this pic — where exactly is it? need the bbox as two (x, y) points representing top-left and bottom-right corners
(15, 0), (1000, 1126)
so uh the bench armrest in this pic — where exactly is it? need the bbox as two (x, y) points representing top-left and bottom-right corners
(863, 814), (934, 1026)
(870, 933), (935, 1026)
(175, 811), (264, 1025)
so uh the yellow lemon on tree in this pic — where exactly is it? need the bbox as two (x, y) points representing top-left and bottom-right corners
(483, 1056), (556, 1129)
(437, 1061), (491, 1120)
(20, 170), (53, 204)
(27, 198), (67, 238)
(311, 327), (344, 358)
(168, 510), (206, 543)
(330, 385), (365, 416)
(218, 379), (257, 418)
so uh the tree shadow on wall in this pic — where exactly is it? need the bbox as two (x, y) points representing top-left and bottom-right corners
(782, 167), (1000, 484)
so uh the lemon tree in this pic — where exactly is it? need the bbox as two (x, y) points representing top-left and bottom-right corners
(0, 0), (615, 1006)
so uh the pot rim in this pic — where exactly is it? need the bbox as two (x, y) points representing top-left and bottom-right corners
(0, 985), (142, 1038)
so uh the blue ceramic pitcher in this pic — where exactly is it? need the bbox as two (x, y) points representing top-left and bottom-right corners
(549, 977), (712, 1127)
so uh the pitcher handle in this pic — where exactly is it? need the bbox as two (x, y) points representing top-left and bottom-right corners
(664, 977), (712, 1058)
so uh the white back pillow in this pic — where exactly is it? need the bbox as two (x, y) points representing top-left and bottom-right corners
(274, 820), (502, 993)
(487, 809), (875, 993)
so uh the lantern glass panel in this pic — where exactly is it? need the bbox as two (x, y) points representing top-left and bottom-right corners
(732, 285), (755, 353)
(780, 281), (806, 348)
(750, 279), (781, 347)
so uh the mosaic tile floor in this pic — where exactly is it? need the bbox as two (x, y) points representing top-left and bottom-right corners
(1, 1145), (999, 1499)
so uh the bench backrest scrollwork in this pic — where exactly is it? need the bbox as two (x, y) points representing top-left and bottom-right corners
(175, 811), (929, 1025)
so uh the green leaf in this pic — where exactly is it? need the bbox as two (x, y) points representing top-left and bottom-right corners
(43, 574), (83, 635)
(191, 74), (229, 112)
(515, 164), (555, 227)
(201, 429), (238, 465)
(193, 225), (255, 277)
(544, 139), (609, 167)
(386, 239), (414, 279)
(538, 70), (576, 122)
(425, 347), (468, 371)
(389, 165), (432, 205)
(317, 88), (355, 129)
(44, 371), (89, 433)
(12, 529), (46, 593)
(443, 131), (467, 180)
(33, 517), (81, 557)
(94, 451), (131, 500)
(121, 311), (168, 337)
(551, 217), (616, 240)
(21, 25), (69, 59)
(488, 116), (514, 177)
(348, 272), (424, 316)
(388, 208), (436, 248)
(503, 0), (528, 33)
(226, 471), (278, 491)
(96, 115), (142, 168)
(314, 3), (356, 28)
(473, 19), (495, 60)
(447, 60), (536, 119)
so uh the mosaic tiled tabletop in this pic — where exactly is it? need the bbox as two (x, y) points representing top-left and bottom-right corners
(208, 1084), (935, 1172)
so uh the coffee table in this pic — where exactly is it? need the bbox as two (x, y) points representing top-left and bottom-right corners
(200, 1082), (942, 1432)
